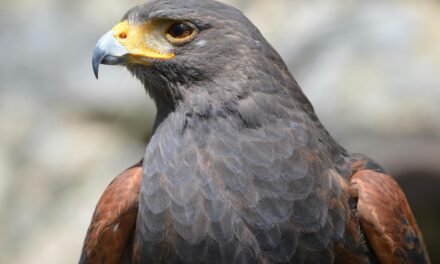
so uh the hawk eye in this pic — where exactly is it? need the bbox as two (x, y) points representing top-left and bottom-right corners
(165, 22), (197, 45)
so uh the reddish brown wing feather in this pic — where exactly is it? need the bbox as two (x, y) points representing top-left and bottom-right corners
(351, 170), (430, 264)
(79, 161), (142, 264)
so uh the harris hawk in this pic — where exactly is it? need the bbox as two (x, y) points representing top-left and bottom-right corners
(81, 0), (430, 263)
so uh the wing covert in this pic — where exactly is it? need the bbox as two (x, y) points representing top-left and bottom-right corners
(79, 161), (142, 264)
(351, 169), (430, 264)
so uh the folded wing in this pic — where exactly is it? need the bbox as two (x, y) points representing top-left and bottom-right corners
(351, 169), (430, 263)
(79, 161), (142, 264)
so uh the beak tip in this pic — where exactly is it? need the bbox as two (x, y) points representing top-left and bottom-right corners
(93, 64), (99, 79)
(92, 48), (102, 80)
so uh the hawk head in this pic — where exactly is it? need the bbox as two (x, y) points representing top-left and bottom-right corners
(92, 0), (291, 112)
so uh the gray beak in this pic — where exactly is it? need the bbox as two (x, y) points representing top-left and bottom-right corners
(92, 30), (128, 79)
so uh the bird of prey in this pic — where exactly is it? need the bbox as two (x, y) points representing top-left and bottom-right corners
(81, 0), (430, 263)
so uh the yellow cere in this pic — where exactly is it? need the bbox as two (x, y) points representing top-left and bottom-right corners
(111, 20), (175, 60)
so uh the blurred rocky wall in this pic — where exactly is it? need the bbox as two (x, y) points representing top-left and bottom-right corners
(0, 0), (439, 263)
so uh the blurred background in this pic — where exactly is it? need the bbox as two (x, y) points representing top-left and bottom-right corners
(1, 0), (439, 263)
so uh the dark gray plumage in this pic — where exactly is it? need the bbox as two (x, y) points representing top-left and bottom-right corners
(81, 0), (430, 263)
(126, 1), (362, 262)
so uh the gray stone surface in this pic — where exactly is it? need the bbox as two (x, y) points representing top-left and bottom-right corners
(1, 0), (439, 263)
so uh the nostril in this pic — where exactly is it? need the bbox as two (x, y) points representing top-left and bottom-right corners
(119, 32), (127, 39)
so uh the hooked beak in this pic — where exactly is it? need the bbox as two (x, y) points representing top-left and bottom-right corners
(92, 31), (128, 79)
(92, 20), (176, 79)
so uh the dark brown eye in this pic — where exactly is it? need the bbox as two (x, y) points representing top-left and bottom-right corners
(167, 22), (194, 39)
(165, 22), (197, 45)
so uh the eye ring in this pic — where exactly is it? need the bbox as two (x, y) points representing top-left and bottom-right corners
(165, 22), (197, 45)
